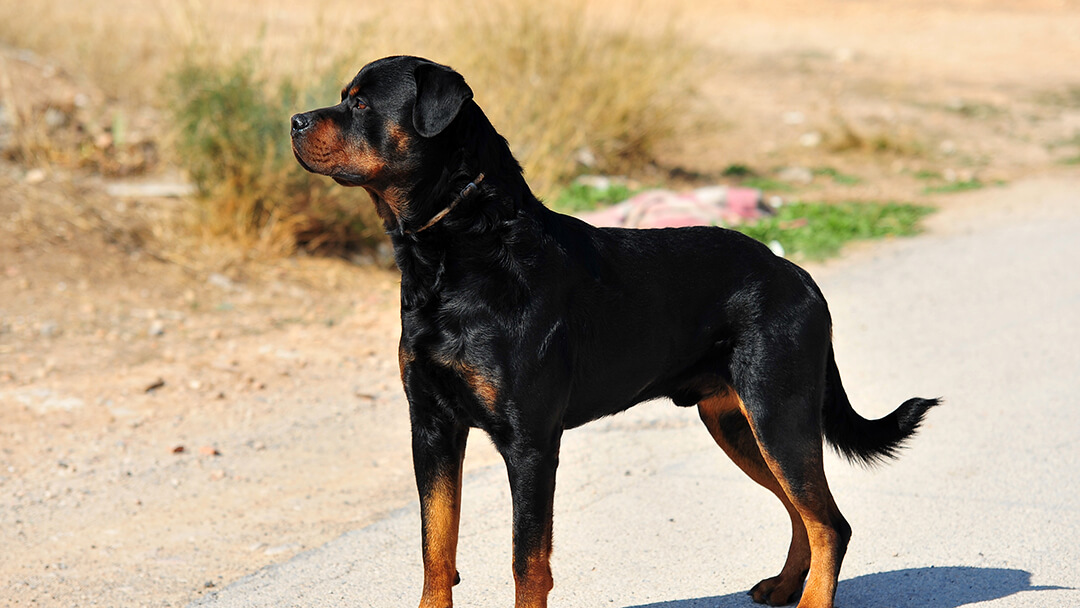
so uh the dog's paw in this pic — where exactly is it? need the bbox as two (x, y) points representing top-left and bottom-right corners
(749, 575), (802, 606)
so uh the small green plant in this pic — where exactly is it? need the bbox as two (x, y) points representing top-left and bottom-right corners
(813, 167), (861, 185)
(922, 179), (984, 194)
(553, 182), (637, 213)
(1051, 134), (1080, 165)
(741, 177), (796, 193)
(735, 201), (934, 260)
(722, 164), (756, 178)
(913, 169), (943, 181)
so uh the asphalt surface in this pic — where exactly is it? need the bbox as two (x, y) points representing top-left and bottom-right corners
(193, 178), (1080, 608)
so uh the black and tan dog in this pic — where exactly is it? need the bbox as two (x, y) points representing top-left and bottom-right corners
(291, 55), (938, 608)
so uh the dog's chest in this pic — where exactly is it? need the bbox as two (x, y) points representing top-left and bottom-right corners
(399, 319), (506, 418)
(432, 350), (501, 413)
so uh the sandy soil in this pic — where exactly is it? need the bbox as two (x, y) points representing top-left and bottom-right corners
(0, 162), (433, 605)
(2, 2), (1079, 607)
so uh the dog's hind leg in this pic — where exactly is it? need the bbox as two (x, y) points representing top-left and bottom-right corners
(733, 357), (852, 608)
(698, 393), (811, 606)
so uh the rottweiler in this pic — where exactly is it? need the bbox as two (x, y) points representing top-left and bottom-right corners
(291, 55), (938, 608)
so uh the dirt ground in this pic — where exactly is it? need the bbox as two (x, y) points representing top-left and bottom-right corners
(2, 2), (1079, 607)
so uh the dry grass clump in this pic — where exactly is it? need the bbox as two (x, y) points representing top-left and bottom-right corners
(168, 51), (383, 256)
(428, 0), (697, 193)
(0, 49), (160, 176)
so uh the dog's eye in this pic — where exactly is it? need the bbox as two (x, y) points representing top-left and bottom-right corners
(354, 99), (369, 111)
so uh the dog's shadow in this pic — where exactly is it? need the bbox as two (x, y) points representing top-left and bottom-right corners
(626, 566), (1067, 608)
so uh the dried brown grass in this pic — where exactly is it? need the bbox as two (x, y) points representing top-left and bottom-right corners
(418, 0), (698, 191)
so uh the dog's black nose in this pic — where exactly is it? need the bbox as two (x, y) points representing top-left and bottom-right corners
(291, 113), (311, 134)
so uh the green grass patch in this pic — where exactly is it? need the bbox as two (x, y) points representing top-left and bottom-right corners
(813, 167), (861, 185)
(741, 177), (796, 192)
(553, 182), (637, 213)
(721, 164), (756, 178)
(922, 179), (985, 194)
(1049, 134), (1080, 165)
(735, 201), (934, 260)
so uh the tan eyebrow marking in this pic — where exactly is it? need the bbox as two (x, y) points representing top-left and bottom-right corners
(349, 85), (361, 97)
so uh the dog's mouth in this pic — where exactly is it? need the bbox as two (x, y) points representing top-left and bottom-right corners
(291, 146), (319, 175)
(331, 174), (367, 187)
(292, 148), (367, 188)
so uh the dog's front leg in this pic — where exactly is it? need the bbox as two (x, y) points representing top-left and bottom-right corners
(412, 413), (469, 608)
(502, 435), (561, 608)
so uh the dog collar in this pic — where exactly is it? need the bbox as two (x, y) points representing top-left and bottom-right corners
(409, 173), (486, 234)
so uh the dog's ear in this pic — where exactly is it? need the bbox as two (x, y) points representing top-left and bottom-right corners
(412, 62), (473, 138)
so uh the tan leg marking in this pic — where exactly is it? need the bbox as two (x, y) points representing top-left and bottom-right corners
(458, 363), (499, 412)
(513, 539), (553, 608)
(708, 395), (845, 608)
(419, 464), (464, 608)
(399, 345), (416, 382)
(698, 394), (812, 606)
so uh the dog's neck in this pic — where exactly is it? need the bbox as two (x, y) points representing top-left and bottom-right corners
(396, 102), (544, 235)
(403, 173), (486, 235)
(389, 106), (552, 311)
(391, 183), (545, 311)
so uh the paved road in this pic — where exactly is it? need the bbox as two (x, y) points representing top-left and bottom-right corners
(193, 178), (1080, 607)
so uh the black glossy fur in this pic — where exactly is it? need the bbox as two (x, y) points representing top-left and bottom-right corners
(291, 55), (938, 608)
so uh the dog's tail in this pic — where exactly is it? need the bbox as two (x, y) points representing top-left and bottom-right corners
(822, 346), (940, 466)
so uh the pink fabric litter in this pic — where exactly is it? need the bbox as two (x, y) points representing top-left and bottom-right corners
(577, 186), (770, 229)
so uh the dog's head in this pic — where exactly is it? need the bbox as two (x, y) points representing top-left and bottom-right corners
(290, 56), (474, 225)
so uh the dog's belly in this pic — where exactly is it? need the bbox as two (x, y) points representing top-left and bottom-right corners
(559, 330), (736, 429)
